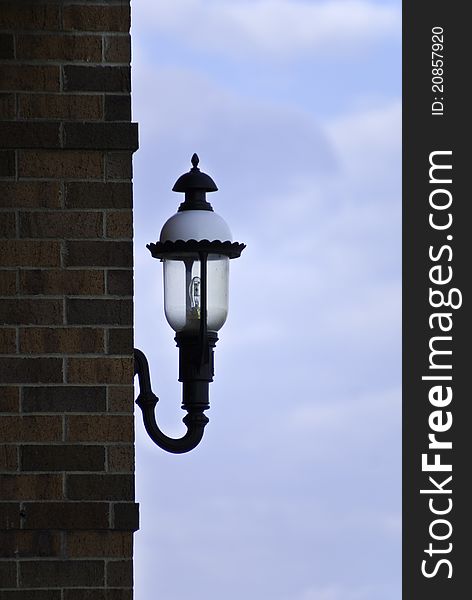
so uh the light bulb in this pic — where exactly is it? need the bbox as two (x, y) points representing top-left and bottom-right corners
(163, 254), (229, 333)
(188, 276), (201, 323)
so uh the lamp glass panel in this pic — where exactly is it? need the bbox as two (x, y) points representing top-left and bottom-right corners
(163, 254), (229, 333)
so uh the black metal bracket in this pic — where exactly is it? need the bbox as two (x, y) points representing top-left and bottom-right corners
(134, 333), (218, 454)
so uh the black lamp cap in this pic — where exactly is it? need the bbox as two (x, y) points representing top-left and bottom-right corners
(172, 154), (217, 212)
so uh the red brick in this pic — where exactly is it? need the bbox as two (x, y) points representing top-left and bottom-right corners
(0, 591), (62, 600)
(107, 270), (133, 296)
(0, 386), (19, 413)
(0, 93), (15, 119)
(63, 65), (130, 93)
(0, 271), (17, 295)
(17, 34), (102, 62)
(0, 501), (20, 529)
(20, 211), (103, 239)
(67, 357), (133, 384)
(108, 386), (133, 413)
(0, 122), (61, 149)
(112, 503), (139, 532)
(105, 152), (132, 180)
(108, 329), (133, 355)
(0, 358), (63, 383)
(65, 241), (132, 267)
(64, 5), (130, 33)
(0, 4), (61, 30)
(18, 150), (103, 179)
(22, 386), (106, 413)
(64, 592), (132, 600)
(66, 182), (132, 209)
(66, 531), (133, 558)
(0, 416), (62, 442)
(106, 560), (132, 587)
(0, 182), (61, 208)
(0, 150), (15, 177)
(0, 33), (14, 59)
(19, 94), (103, 121)
(0, 561), (16, 588)
(107, 445), (134, 473)
(20, 560), (105, 588)
(0, 530), (61, 558)
(0, 445), (18, 471)
(20, 269), (104, 296)
(22, 502), (110, 530)
(67, 415), (133, 443)
(104, 95), (131, 121)
(67, 474), (133, 501)
(21, 445), (105, 472)
(104, 35), (131, 63)
(106, 211), (132, 239)
(0, 474), (63, 500)
(0, 299), (63, 325)
(63, 123), (138, 151)
(20, 327), (104, 354)
(0, 65), (60, 92)
(0, 241), (61, 267)
(67, 299), (132, 325)
(0, 211), (16, 237)
(0, 328), (16, 353)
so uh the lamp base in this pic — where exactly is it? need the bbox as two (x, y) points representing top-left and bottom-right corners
(175, 331), (218, 383)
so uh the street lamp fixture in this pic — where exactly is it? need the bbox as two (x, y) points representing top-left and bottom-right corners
(134, 154), (245, 453)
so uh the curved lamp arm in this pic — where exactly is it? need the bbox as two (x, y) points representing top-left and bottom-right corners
(134, 348), (210, 454)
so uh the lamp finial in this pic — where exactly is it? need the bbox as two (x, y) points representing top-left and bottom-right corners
(191, 153), (200, 170)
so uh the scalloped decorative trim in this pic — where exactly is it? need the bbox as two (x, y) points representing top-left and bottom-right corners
(147, 239), (246, 259)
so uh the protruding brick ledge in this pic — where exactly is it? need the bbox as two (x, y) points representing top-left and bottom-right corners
(0, 122), (139, 151)
(0, 501), (139, 532)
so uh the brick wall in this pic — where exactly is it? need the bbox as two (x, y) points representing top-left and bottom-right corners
(0, 2), (139, 598)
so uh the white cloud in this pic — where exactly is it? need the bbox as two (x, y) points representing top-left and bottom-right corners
(298, 583), (396, 600)
(131, 62), (338, 228)
(326, 100), (401, 188)
(133, 0), (400, 59)
(132, 62), (401, 223)
(288, 386), (400, 435)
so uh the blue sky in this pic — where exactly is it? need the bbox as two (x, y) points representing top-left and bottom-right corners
(131, 1), (401, 599)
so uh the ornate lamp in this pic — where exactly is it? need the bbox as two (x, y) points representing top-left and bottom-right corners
(134, 154), (245, 453)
